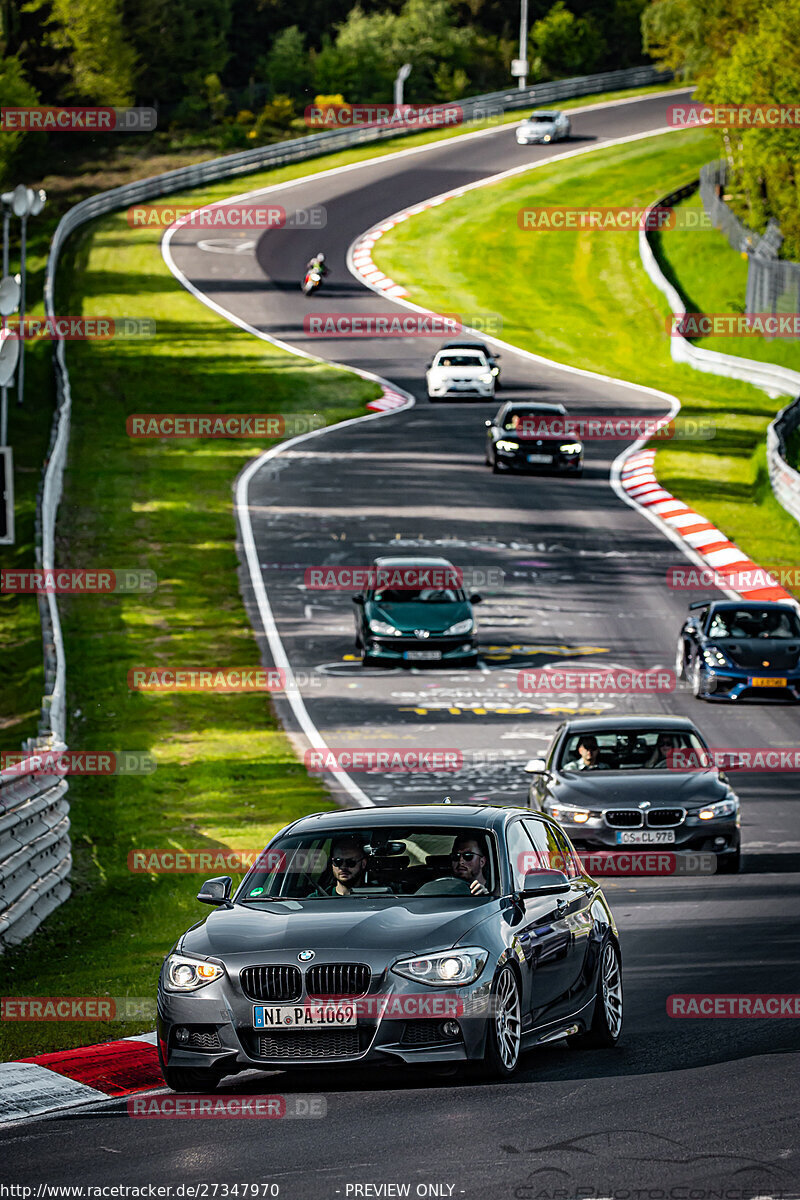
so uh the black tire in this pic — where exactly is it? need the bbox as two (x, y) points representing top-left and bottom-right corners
(675, 638), (687, 680)
(463, 655), (479, 669)
(717, 847), (741, 874)
(158, 1046), (223, 1093)
(479, 964), (522, 1079)
(491, 454), (501, 474)
(691, 655), (706, 699)
(568, 939), (623, 1049)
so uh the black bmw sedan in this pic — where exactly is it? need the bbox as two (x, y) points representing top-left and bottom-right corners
(525, 716), (741, 872)
(157, 804), (622, 1090)
(484, 401), (583, 475)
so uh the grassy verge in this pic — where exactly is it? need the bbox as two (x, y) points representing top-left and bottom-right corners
(373, 127), (800, 589)
(655, 190), (800, 373)
(0, 195), (380, 1061)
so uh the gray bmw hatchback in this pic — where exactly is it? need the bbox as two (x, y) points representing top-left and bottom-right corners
(157, 804), (622, 1090)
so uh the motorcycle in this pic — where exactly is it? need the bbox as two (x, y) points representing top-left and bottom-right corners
(301, 268), (323, 295)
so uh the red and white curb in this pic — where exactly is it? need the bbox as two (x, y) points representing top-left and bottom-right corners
(0, 1032), (160, 1124)
(367, 385), (408, 412)
(351, 224), (410, 298)
(620, 449), (792, 602)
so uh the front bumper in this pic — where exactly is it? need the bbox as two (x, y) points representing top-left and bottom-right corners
(550, 814), (740, 859)
(695, 664), (800, 702)
(364, 634), (477, 664)
(493, 443), (582, 472)
(428, 379), (495, 398)
(158, 970), (494, 1074)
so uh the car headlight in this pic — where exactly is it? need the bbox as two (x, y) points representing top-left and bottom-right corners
(549, 802), (594, 824)
(697, 797), (738, 820)
(559, 442), (582, 454)
(392, 947), (488, 987)
(702, 645), (731, 667)
(444, 617), (474, 636)
(495, 439), (519, 452)
(480, 373), (493, 384)
(369, 618), (402, 636)
(164, 954), (225, 992)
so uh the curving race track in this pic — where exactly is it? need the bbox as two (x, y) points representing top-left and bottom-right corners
(4, 90), (800, 1197)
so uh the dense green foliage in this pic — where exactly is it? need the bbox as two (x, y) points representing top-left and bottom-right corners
(3, 0), (648, 123)
(643, 0), (800, 257)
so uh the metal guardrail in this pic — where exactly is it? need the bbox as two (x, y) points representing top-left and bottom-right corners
(699, 161), (800, 318)
(640, 182), (800, 531)
(0, 752), (71, 951)
(3, 64), (670, 952)
(767, 398), (800, 526)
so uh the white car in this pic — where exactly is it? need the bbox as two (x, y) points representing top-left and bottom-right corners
(426, 349), (496, 401)
(516, 109), (571, 145)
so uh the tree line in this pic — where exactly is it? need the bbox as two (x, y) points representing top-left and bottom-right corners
(644, 0), (800, 258)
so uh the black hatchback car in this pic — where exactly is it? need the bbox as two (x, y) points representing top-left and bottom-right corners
(525, 715), (741, 872)
(485, 401), (583, 475)
(157, 804), (622, 1091)
(676, 599), (800, 702)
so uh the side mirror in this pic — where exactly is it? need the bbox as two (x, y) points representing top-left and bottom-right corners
(524, 757), (547, 774)
(470, 594), (482, 605)
(197, 875), (233, 907)
(352, 593), (365, 605)
(520, 869), (569, 896)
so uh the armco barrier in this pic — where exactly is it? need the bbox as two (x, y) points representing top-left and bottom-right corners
(639, 183), (800, 529)
(10, 65), (669, 951)
(0, 752), (71, 951)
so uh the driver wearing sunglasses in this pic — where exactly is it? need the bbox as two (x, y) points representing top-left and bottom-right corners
(451, 835), (489, 896)
(327, 836), (368, 896)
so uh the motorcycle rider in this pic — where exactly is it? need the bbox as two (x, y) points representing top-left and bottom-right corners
(305, 251), (329, 278)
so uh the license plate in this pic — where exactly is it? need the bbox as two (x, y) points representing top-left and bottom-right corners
(749, 676), (787, 687)
(253, 1003), (356, 1029)
(615, 830), (676, 844)
(404, 650), (442, 661)
(527, 453), (552, 464)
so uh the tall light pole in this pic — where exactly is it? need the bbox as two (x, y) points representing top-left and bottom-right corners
(515, 0), (530, 89)
(394, 62), (411, 110)
(14, 186), (46, 408)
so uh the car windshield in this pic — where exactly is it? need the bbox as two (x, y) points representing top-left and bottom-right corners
(237, 827), (497, 901)
(501, 410), (557, 432)
(528, 114), (556, 123)
(558, 729), (708, 770)
(706, 607), (800, 639)
(435, 354), (485, 367)
(372, 587), (464, 603)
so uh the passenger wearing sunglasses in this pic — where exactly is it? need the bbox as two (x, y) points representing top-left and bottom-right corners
(327, 837), (368, 895)
(451, 835), (489, 896)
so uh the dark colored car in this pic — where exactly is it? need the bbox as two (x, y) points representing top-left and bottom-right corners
(676, 599), (800, 702)
(353, 555), (481, 667)
(157, 803), (622, 1090)
(485, 401), (583, 475)
(438, 340), (501, 386)
(525, 715), (741, 872)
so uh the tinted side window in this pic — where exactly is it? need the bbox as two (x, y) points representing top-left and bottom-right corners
(521, 818), (552, 870)
(543, 823), (581, 879)
(505, 820), (539, 890)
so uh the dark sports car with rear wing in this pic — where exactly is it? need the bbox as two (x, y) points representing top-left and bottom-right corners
(675, 599), (800, 702)
(157, 804), (622, 1090)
